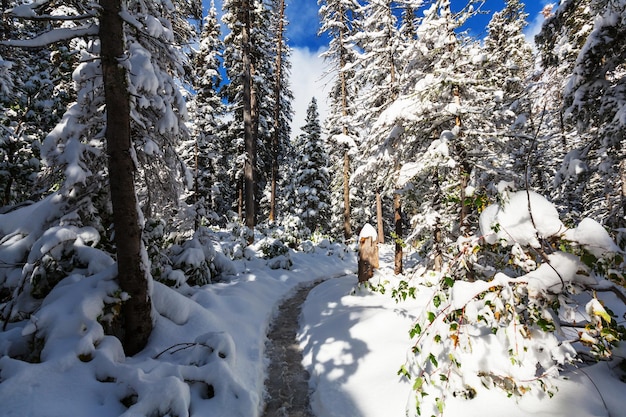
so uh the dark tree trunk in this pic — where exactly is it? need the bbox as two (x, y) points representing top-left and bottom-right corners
(343, 151), (352, 240)
(394, 192), (402, 275)
(269, 0), (285, 223)
(241, 1), (256, 242)
(100, 0), (152, 356)
(376, 190), (384, 244)
(339, 16), (352, 241)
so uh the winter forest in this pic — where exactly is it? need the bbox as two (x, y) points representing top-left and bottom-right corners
(1, 0), (626, 416)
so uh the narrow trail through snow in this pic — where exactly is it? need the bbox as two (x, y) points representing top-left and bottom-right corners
(261, 278), (326, 417)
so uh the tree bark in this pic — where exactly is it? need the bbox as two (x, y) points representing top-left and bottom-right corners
(241, 1), (256, 242)
(376, 190), (384, 243)
(343, 151), (352, 240)
(269, 0), (285, 223)
(100, 0), (152, 356)
(339, 14), (352, 241)
(394, 192), (402, 275)
(358, 236), (379, 282)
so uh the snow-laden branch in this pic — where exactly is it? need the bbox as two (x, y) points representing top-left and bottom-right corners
(5, 0), (97, 21)
(0, 25), (99, 48)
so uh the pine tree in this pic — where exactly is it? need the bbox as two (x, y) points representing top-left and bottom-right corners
(186, 1), (228, 227)
(288, 98), (331, 233)
(1, 0), (201, 355)
(267, 0), (293, 224)
(366, 0), (489, 271)
(561, 0), (626, 228)
(0, 2), (75, 206)
(318, 0), (362, 240)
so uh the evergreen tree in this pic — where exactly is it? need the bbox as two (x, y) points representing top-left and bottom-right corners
(561, 0), (626, 229)
(186, 1), (228, 226)
(0, 2), (75, 206)
(318, 0), (362, 239)
(366, 0), (489, 271)
(287, 98), (331, 233)
(1, 0), (201, 355)
(267, 0), (294, 224)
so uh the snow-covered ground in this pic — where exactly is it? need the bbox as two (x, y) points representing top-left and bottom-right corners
(1, 236), (623, 417)
(1, 189), (625, 417)
(301, 246), (623, 417)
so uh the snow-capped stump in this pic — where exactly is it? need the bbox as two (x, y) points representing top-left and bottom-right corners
(358, 223), (379, 282)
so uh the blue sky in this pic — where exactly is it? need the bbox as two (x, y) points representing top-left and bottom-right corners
(283, 0), (552, 136)
(284, 0), (551, 50)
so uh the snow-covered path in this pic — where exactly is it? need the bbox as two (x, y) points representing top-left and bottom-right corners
(262, 279), (325, 417)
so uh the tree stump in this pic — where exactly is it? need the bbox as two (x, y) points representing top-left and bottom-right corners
(358, 224), (379, 282)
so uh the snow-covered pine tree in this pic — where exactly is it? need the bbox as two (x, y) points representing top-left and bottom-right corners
(185, 1), (229, 227)
(365, 0), (488, 271)
(560, 0), (626, 229)
(348, 0), (403, 244)
(1, 0), (201, 354)
(267, 0), (294, 224)
(0, 3), (75, 206)
(478, 0), (535, 194)
(287, 97), (331, 233)
(318, 0), (362, 240)
(222, 0), (277, 231)
(533, 0), (595, 224)
(124, 0), (201, 222)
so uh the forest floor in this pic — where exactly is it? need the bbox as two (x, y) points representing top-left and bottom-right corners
(261, 279), (327, 417)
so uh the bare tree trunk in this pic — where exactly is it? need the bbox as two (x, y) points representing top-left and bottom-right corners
(343, 151), (352, 240)
(433, 168), (443, 272)
(393, 192), (402, 275)
(269, 0), (285, 223)
(339, 20), (352, 240)
(241, 1), (256, 242)
(376, 190), (384, 243)
(100, 0), (152, 356)
(453, 86), (471, 235)
(616, 159), (626, 228)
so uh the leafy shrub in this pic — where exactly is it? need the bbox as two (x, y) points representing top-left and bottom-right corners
(389, 191), (625, 416)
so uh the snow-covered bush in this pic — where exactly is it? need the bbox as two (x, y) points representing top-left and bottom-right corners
(144, 220), (234, 287)
(258, 237), (292, 270)
(392, 190), (625, 416)
(272, 214), (312, 249)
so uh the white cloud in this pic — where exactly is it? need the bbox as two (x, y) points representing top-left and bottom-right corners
(524, 2), (554, 46)
(289, 46), (331, 139)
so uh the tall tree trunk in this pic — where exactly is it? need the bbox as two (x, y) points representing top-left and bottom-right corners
(339, 20), (352, 240)
(433, 168), (443, 272)
(376, 190), (384, 243)
(100, 0), (152, 356)
(343, 151), (352, 240)
(393, 191), (402, 274)
(454, 86), (471, 235)
(241, 1), (256, 242)
(269, 0), (285, 223)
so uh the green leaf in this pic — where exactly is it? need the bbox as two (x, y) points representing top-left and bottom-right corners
(410, 323), (422, 338)
(398, 365), (411, 379)
(429, 353), (438, 367)
(433, 294), (441, 308)
(413, 376), (424, 391)
(428, 311), (436, 323)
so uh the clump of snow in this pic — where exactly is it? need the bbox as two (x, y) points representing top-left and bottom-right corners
(563, 217), (622, 258)
(359, 223), (378, 241)
(480, 190), (565, 247)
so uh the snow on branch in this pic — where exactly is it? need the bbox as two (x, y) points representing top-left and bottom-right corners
(6, 0), (96, 21)
(0, 25), (98, 48)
